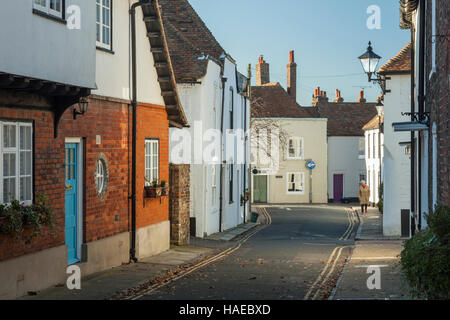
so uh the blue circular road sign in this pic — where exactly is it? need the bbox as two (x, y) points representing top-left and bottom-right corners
(306, 160), (316, 170)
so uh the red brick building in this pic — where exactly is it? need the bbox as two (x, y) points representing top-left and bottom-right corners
(0, 1), (186, 299)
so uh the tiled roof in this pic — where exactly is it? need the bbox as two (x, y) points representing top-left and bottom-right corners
(251, 83), (320, 119)
(159, 0), (225, 81)
(378, 42), (412, 74)
(141, 1), (188, 127)
(316, 101), (377, 136)
(363, 114), (384, 130)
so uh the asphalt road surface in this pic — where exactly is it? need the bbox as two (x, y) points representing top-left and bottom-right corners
(139, 205), (357, 300)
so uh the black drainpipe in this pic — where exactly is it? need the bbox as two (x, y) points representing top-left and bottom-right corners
(410, 24), (416, 237)
(219, 76), (227, 232)
(243, 96), (247, 224)
(129, 0), (150, 263)
(417, 0), (426, 230)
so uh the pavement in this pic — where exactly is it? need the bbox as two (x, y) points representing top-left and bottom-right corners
(19, 222), (259, 300)
(330, 206), (411, 300)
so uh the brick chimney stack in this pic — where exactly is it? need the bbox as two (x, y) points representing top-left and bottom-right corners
(358, 90), (367, 103)
(312, 86), (329, 106)
(256, 56), (270, 86)
(287, 50), (297, 101)
(334, 89), (344, 102)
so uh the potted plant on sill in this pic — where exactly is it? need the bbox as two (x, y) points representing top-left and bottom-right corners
(160, 180), (169, 196)
(0, 194), (55, 240)
(144, 179), (162, 198)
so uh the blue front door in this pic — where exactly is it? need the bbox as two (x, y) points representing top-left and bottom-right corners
(65, 143), (79, 265)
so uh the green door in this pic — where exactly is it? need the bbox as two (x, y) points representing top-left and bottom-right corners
(253, 175), (267, 203)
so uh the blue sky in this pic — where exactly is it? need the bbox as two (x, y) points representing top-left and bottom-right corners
(189, 0), (410, 106)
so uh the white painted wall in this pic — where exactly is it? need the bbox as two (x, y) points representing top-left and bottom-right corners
(0, 0), (96, 88)
(93, 0), (164, 106)
(383, 74), (411, 236)
(222, 57), (246, 231)
(365, 128), (384, 204)
(328, 136), (366, 200)
(169, 58), (250, 237)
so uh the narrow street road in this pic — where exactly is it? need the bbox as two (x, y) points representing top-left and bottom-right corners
(139, 205), (357, 300)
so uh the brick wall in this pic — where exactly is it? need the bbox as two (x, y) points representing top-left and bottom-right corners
(426, 0), (449, 208)
(0, 95), (171, 262)
(135, 103), (170, 229)
(0, 107), (65, 262)
(169, 164), (190, 245)
(58, 96), (130, 243)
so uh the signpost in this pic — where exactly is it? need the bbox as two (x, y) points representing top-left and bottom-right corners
(305, 160), (316, 204)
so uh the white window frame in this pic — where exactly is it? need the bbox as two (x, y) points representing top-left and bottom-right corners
(211, 165), (217, 207)
(0, 121), (33, 205)
(145, 139), (159, 186)
(286, 172), (305, 195)
(287, 137), (304, 160)
(358, 137), (365, 159)
(95, 159), (106, 194)
(96, 0), (112, 50)
(33, 0), (64, 19)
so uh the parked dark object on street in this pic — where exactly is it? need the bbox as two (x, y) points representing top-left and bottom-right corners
(251, 212), (259, 223)
(400, 206), (450, 299)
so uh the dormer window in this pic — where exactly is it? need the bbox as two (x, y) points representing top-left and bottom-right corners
(33, 0), (63, 19)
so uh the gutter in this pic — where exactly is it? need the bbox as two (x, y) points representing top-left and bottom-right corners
(129, 0), (151, 263)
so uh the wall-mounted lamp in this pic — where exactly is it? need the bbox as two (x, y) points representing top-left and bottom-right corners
(73, 97), (89, 120)
(405, 145), (412, 156)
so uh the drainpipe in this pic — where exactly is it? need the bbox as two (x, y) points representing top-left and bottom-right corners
(129, 0), (150, 263)
(417, 0), (426, 231)
(219, 76), (227, 232)
(410, 23), (416, 237)
(243, 96), (247, 224)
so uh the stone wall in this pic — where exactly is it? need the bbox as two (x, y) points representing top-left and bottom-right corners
(169, 164), (190, 245)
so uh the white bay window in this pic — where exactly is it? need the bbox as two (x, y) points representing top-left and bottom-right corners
(1, 122), (33, 204)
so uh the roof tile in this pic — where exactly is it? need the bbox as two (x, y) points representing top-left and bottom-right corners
(378, 42), (412, 74)
(159, 0), (225, 81)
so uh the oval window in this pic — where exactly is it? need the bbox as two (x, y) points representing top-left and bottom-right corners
(95, 159), (107, 195)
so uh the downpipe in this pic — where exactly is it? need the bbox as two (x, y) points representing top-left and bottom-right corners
(129, 0), (151, 263)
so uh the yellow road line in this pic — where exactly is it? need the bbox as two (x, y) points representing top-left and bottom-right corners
(127, 223), (266, 300)
(312, 246), (345, 300)
(304, 246), (340, 300)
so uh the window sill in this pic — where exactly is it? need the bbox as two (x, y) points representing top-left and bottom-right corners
(287, 158), (304, 161)
(33, 9), (66, 25)
(96, 46), (115, 55)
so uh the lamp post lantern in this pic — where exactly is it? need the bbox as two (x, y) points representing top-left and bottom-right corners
(359, 42), (386, 93)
